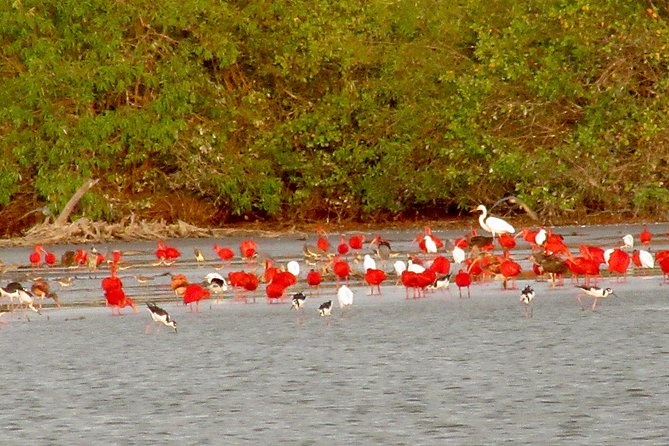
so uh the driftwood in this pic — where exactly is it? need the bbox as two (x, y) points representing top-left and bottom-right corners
(54, 178), (100, 226)
(0, 214), (296, 247)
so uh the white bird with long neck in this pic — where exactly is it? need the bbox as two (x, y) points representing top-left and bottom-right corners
(475, 204), (515, 237)
(337, 284), (354, 309)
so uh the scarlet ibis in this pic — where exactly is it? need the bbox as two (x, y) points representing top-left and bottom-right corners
(400, 270), (420, 299)
(43, 248), (57, 267)
(306, 269), (323, 294)
(316, 228), (329, 252)
(475, 205), (515, 237)
(291, 292), (307, 310)
(332, 257), (351, 284)
(364, 268), (387, 295)
(498, 233), (517, 251)
(416, 270), (437, 297)
(239, 239), (257, 262)
(428, 255), (451, 275)
(576, 286), (616, 310)
(565, 256), (600, 287)
(318, 300), (333, 316)
(499, 255), (522, 290)
(349, 234), (365, 251)
(31, 280), (60, 309)
(213, 244), (234, 261)
(183, 284), (211, 312)
(520, 285), (535, 318)
(659, 256), (669, 283)
(155, 241), (181, 265)
(266, 279), (287, 302)
(454, 270), (472, 298)
(29, 245), (42, 268)
(579, 245), (605, 264)
(607, 248), (630, 281)
(639, 226), (652, 246)
(146, 302), (177, 333)
(73, 249), (88, 266)
(337, 236), (350, 255)
(337, 285), (354, 309)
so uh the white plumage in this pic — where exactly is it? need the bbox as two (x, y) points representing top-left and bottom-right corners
(363, 254), (377, 272)
(476, 204), (515, 237)
(423, 235), (438, 254)
(287, 260), (301, 278)
(452, 245), (465, 264)
(622, 234), (634, 249)
(337, 285), (354, 309)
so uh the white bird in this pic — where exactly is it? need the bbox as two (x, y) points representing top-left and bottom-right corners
(204, 272), (229, 302)
(576, 286), (617, 310)
(452, 245), (465, 264)
(475, 204), (515, 237)
(146, 302), (177, 332)
(603, 248), (614, 266)
(1, 282), (39, 313)
(318, 300), (332, 316)
(291, 292), (306, 310)
(363, 254), (377, 272)
(337, 285), (354, 309)
(423, 235), (438, 254)
(621, 234), (634, 249)
(633, 249), (654, 269)
(520, 285), (535, 318)
(535, 228), (547, 246)
(287, 260), (301, 278)
(407, 258), (425, 274)
(427, 274), (450, 291)
(393, 260), (407, 285)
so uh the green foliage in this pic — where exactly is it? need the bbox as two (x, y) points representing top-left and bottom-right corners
(0, 0), (667, 225)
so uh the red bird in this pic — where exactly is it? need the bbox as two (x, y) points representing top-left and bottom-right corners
(265, 279), (287, 302)
(156, 241), (181, 264)
(498, 233), (516, 251)
(213, 244), (234, 261)
(499, 254), (522, 290)
(183, 284), (211, 312)
(607, 248), (630, 281)
(332, 257), (350, 284)
(400, 270), (420, 299)
(428, 255), (451, 275)
(337, 236), (350, 255)
(74, 249), (88, 265)
(101, 260), (136, 315)
(659, 256), (669, 283)
(306, 269), (323, 295)
(364, 268), (387, 295)
(349, 234), (365, 251)
(316, 227), (329, 252)
(579, 245), (605, 265)
(240, 240), (257, 261)
(43, 248), (57, 266)
(29, 245), (42, 268)
(639, 226), (652, 246)
(454, 269), (472, 298)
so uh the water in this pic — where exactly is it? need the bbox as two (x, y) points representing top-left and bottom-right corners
(1, 224), (668, 444)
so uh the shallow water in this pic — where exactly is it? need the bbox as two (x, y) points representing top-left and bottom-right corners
(1, 224), (668, 444)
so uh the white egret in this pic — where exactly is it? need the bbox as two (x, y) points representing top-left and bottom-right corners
(475, 204), (515, 237)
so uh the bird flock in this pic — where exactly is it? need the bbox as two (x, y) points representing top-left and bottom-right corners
(1, 205), (669, 330)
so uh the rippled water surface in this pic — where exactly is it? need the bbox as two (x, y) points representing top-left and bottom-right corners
(1, 224), (668, 444)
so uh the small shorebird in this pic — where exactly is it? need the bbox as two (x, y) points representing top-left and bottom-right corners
(576, 286), (617, 310)
(520, 285), (535, 318)
(427, 274), (451, 292)
(194, 248), (206, 263)
(146, 302), (177, 333)
(318, 300), (332, 317)
(291, 292), (307, 310)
